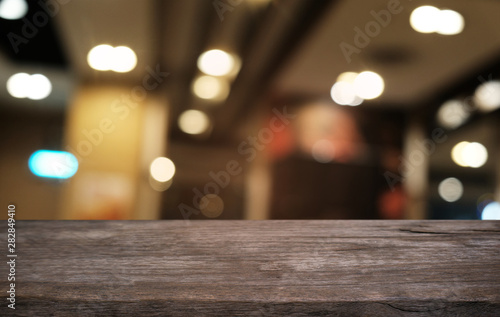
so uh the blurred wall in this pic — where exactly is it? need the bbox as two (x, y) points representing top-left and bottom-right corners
(60, 85), (144, 219)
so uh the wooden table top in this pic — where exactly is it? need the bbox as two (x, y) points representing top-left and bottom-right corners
(5, 220), (500, 316)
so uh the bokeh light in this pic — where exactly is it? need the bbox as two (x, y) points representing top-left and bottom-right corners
(6, 73), (30, 98)
(150, 157), (176, 182)
(7, 73), (52, 100)
(330, 82), (363, 106)
(28, 150), (78, 179)
(410, 6), (441, 33)
(111, 46), (137, 73)
(353, 71), (384, 100)
(436, 9), (464, 35)
(410, 6), (464, 35)
(178, 110), (211, 135)
(87, 44), (137, 72)
(474, 80), (500, 112)
(197, 49), (236, 76)
(438, 177), (463, 202)
(330, 72), (363, 106)
(451, 141), (469, 167)
(436, 99), (469, 129)
(87, 44), (114, 71)
(462, 142), (488, 168)
(0, 0), (28, 20)
(481, 202), (500, 220)
(451, 141), (488, 168)
(192, 75), (229, 101)
(28, 74), (53, 100)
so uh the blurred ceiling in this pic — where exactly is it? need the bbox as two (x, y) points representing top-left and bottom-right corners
(1, 0), (500, 138)
(275, 0), (500, 107)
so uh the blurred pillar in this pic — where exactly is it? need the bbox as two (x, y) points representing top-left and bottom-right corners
(134, 96), (169, 219)
(59, 85), (167, 219)
(244, 152), (272, 220)
(402, 117), (429, 219)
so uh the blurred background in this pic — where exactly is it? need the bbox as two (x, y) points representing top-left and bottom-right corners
(1, 0), (499, 220)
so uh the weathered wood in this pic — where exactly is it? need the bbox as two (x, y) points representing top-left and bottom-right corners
(3, 220), (500, 316)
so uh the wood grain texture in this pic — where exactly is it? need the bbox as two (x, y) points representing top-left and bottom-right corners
(2, 220), (500, 316)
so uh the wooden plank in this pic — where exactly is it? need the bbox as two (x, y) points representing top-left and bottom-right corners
(3, 220), (500, 316)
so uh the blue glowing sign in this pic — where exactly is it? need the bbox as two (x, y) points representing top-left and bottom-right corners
(28, 150), (78, 179)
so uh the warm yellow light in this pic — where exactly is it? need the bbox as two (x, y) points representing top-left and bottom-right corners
(6, 73), (51, 100)
(87, 45), (114, 71)
(410, 6), (464, 35)
(353, 71), (384, 100)
(410, 6), (440, 33)
(6, 73), (30, 98)
(462, 142), (488, 168)
(87, 45), (137, 73)
(336, 72), (358, 84)
(28, 74), (52, 100)
(178, 110), (210, 135)
(436, 10), (464, 35)
(150, 157), (176, 183)
(197, 49), (236, 76)
(192, 75), (229, 101)
(451, 141), (469, 167)
(112, 46), (137, 73)
(451, 141), (488, 168)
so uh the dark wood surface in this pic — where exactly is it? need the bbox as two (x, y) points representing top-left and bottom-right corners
(3, 220), (500, 316)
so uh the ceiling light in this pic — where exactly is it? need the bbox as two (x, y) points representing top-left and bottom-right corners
(28, 150), (78, 179)
(178, 110), (210, 135)
(410, 6), (440, 33)
(330, 72), (363, 106)
(436, 9), (464, 35)
(87, 44), (137, 73)
(451, 141), (488, 168)
(27, 74), (52, 100)
(438, 177), (463, 202)
(87, 45), (114, 71)
(331, 82), (363, 106)
(353, 71), (384, 100)
(6, 73), (52, 100)
(0, 0), (28, 20)
(150, 157), (175, 183)
(474, 80), (500, 112)
(462, 142), (488, 168)
(192, 75), (229, 101)
(436, 99), (469, 129)
(451, 141), (469, 167)
(337, 72), (358, 83)
(410, 6), (464, 35)
(6, 72), (30, 98)
(197, 49), (236, 76)
(112, 46), (137, 73)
